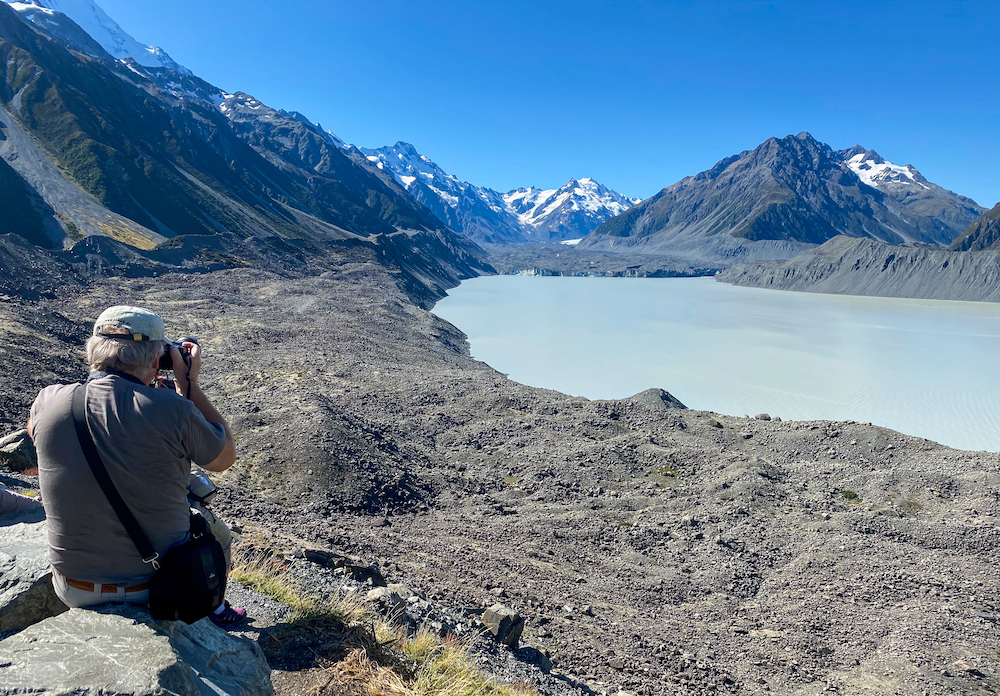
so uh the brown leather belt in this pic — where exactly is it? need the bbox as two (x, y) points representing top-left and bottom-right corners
(64, 577), (149, 593)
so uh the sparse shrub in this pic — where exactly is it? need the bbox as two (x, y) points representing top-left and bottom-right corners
(840, 490), (859, 501)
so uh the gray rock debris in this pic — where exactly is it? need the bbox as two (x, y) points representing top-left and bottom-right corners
(482, 603), (524, 648)
(718, 235), (1000, 302)
(0, 508), (66, 634)
(366, 586), (405, 614)
(626, 388), (687, 411)
(0, 604), (272, 696)
(0, 429), (36, 472)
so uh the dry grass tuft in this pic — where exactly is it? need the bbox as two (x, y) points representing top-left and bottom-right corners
(231, 543), (538, 696)
(310, 650), (408, 696)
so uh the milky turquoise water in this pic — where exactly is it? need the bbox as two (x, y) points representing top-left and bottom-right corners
(432, 275), (1000, 452)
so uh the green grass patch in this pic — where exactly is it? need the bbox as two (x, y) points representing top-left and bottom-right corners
(231, 548), (354, 623)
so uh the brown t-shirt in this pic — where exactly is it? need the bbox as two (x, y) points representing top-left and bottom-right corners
(31, 373), (227, 585)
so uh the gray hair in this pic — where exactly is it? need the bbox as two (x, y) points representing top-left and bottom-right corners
(86, 336), (163, 378)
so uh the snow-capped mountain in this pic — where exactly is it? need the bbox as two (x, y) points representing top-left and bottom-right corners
(359, 142), (523, 244)
(504, 179), (639, 241)
(580, 133), (985, 263)
(361, 142), (639, 243)
(837, 145), (983, 237)
(5, 0), (636, 246)
(4, 0), (189, 73)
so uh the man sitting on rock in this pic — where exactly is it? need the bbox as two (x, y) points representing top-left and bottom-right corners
(27, 306), (245, 625)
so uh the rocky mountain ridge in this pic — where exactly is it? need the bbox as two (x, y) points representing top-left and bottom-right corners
(1, 0), (635, 251)
(359, 142), (524, 244)
(716, 235), (1000, 302)
(579, 132), (984, 263)
(950, 203), (1000, 252)
(0, 0), (471, 259)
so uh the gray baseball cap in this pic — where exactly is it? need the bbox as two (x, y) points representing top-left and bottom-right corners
(92, 306), (165, 341)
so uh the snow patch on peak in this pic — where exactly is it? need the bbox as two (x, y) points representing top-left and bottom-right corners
(7, 1), (54, 14)
(504, 177), (639, 227)
(358, 142), (471, 205)
(5, 0), (190, 74)
(847, 152), (928, 190)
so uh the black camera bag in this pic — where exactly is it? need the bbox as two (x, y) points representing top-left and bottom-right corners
(147, 511), (226, 623)
(71, 385), (227, 624)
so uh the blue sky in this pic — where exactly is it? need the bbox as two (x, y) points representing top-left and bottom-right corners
(101, 0), (999, 207)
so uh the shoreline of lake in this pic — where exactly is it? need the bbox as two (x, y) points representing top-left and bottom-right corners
(434, 274), (1000, 451)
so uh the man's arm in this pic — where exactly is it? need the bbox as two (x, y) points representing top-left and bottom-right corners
(187, 384), (236, 472)
(170, 343), (236, 472)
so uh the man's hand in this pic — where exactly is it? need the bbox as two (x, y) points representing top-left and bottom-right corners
(170, 341), (201, 397)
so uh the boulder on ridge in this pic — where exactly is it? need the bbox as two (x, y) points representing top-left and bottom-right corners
(627, 387), (687, 411)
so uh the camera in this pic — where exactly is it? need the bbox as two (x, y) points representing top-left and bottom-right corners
(158, 337), (199, 370)
(187, 472), (217, 506)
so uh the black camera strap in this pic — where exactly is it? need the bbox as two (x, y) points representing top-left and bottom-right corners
(71, 384), (161, 569)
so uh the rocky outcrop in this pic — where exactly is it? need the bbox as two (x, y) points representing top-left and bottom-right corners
(0, 604), (273, 696)
(0, 509), (65, 634)
(481, 604), (524, 648)
(0, 429), (36, 472)
(717, 235), (1000, 302)
(951, 202), (1000, 251)
(0, 511), (272, 695)
(627, 388), (687, 411)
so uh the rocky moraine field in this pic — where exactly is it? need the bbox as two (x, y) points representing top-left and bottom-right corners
(0, 235), (997, 696)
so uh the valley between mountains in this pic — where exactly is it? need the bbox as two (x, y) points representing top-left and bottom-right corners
(0, 1), (998, 695)
(3, 242), (997, 696)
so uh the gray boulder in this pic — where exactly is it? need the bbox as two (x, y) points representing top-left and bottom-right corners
(482, 603), (524, 648)
(366, 586), (404, 614)
(0, 508), (66, 634)
(386, 582), (420, 601)
(0, 604), (273, 696)
(627, 388), (687, 411)
(0, 429), (37, 472)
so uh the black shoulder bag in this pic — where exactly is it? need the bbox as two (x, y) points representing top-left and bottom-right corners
(71, 384), (227, 624)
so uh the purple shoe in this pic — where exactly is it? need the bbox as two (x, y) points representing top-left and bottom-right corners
(209, 601), (247, 626)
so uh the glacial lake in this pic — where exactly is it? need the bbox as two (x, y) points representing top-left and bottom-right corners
(432, 275), (1000, 452)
